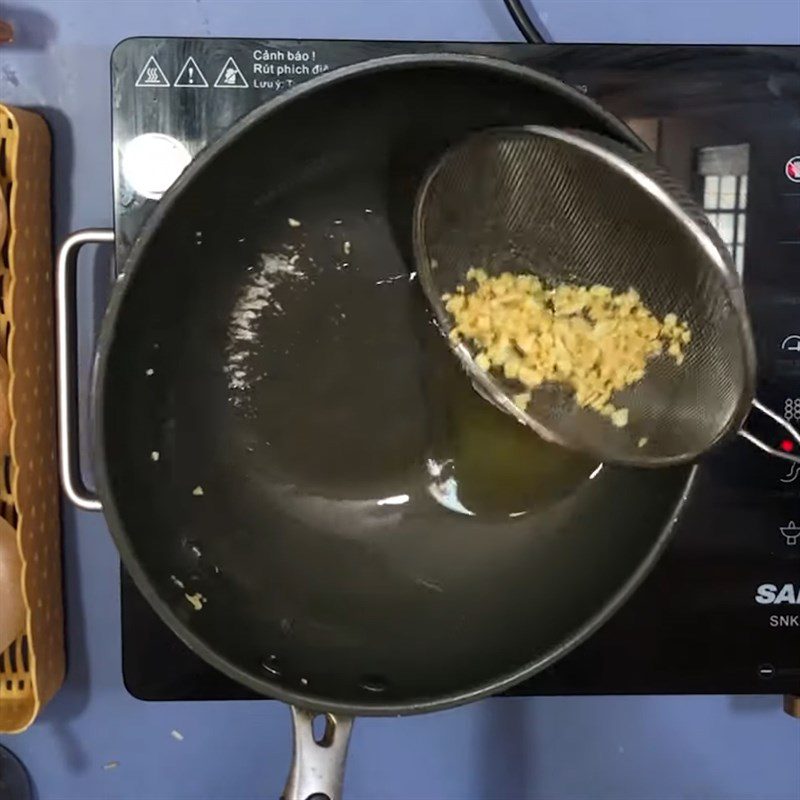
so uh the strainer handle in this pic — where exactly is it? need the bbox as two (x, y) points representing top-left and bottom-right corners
(738, 399), (800, 464)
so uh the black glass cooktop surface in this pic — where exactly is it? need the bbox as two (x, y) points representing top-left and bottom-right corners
(112, 38), (800, 700)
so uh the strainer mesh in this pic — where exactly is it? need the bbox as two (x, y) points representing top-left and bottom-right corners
(416, 128), (753, 465)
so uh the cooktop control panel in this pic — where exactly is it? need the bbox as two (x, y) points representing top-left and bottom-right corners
(112, 39), (800, 700)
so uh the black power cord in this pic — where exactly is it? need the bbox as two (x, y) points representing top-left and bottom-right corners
(502, 0), (549, 43)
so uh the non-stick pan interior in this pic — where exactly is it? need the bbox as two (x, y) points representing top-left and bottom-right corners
(97, 57), (693, 712)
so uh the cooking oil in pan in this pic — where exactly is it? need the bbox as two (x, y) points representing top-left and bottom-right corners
(417, 310), (598, 518)
(226, 231), (598, 523)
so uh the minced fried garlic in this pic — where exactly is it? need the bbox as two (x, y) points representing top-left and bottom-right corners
(443, 269), (690, 427)
(185, 592), (206, 611)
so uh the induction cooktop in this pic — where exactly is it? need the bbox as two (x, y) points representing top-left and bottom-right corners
(111, 38), (800, 701)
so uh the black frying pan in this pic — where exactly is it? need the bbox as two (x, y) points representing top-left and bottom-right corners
(57, 55), (695, 799)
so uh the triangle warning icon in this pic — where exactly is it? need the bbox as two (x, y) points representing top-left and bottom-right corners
(174, 56), (208, 88)
(214, 57), (249, 89)
(135, 56), (170, 88)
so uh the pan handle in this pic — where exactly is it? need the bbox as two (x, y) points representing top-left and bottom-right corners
(282, 707), (354, 800)
(738, 398), (800, 464)
(56, 228), (115, 512)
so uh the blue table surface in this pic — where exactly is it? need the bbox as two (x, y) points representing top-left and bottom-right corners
(2, 1), (800, 798)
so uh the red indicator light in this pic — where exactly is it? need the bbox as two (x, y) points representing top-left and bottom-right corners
(780, 439), (795, 453)
(787, 157), (800, 183)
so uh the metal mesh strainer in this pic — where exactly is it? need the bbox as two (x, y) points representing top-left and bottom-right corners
(414, 126), (800, 467)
